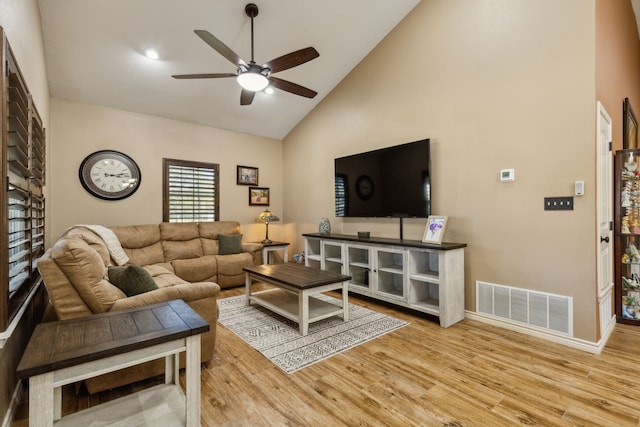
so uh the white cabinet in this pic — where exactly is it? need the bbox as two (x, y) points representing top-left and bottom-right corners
(304, 233), (466, 328)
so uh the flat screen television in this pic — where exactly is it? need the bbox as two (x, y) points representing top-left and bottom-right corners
(334, 139), (431, 218)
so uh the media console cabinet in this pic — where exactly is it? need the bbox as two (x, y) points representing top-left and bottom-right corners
(303, 233), (467, 328)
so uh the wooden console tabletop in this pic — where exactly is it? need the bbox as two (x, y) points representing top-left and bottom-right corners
(17, 299), (209, 427)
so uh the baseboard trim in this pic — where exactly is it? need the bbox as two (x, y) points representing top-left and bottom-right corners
(465, 310), (615, 354)
(2, 380), (23, 427)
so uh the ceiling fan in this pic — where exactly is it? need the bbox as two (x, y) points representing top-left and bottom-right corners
(172, 3), (319, 106)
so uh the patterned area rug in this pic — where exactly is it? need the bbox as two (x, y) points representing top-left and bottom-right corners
(217, 294), (408, 374)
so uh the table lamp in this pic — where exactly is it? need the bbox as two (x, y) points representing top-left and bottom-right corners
(256, 209), (279, 244)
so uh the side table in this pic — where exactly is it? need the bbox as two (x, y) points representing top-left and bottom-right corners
(258, 241), (290, 264)
(16, 299), (209, 427)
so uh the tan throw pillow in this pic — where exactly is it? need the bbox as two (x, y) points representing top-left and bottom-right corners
(219, 234), (242, 255)
(108, 265), (158, 297)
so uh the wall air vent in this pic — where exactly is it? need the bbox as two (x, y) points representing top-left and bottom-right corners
(476, 281), (573, 336)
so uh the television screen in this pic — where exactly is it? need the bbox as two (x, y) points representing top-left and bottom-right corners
(334, 139), (430, 218)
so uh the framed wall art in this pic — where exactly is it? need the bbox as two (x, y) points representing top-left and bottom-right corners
(422, 215), (448, 244)
(624, 97), (638, 149)
(237, 165), (258, 185)
(249, 187), (270, 206)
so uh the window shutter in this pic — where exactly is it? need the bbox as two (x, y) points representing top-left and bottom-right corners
(164, 159), (219, 223)
(335, 174), (347, 217)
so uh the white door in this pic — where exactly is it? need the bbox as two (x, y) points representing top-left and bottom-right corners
(597, 101), (614, 335)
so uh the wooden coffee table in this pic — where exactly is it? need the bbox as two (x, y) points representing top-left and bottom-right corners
(243, 263), (351, 335)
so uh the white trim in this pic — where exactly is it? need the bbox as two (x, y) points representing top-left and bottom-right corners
(2, 380), (23, 427)
(0, 279), (42, 348)
(465, 310), (615, 354)
(598, 281), (614, 301)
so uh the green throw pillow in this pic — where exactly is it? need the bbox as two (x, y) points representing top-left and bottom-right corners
(219, 234), (243, 255)
(108, 264), (158, 297)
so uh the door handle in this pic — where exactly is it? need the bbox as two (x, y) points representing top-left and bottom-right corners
(600, 236), (610, 243)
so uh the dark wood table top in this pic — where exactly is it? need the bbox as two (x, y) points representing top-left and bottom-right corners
(254, 241), (290, 247)
(16, 299), (209, 379)
(243, 263), (351, 290)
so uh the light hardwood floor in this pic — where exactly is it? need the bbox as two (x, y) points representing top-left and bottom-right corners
(12, 284), (640, 426)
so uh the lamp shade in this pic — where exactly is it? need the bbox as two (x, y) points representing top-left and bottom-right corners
(256, 209), (279, 223)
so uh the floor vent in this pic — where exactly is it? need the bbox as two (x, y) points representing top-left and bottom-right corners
(476, 281), (573, 336)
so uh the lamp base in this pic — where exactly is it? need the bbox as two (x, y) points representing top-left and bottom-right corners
(261, 239), (272, 244)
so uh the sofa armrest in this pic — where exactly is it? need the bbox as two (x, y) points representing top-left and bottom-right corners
(109, 281), (220, 311)
(242, 242), (263, 265)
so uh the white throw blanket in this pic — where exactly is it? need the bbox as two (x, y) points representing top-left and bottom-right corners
(65, 224), (129, 265)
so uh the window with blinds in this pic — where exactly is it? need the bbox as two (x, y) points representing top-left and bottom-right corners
(335, 173), (348, 216)
(163, 158), (219, 223)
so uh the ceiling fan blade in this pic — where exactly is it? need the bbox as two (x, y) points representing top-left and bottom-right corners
(172, 73), (236, 79)
(194, 29), (246, 66)
(264, 47), (319, 74)
(240, 89), (255, 106)
(269, 77), (317, 98)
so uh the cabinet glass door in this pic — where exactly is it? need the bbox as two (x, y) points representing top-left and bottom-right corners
(616, 149), (640, 324)
(346, 245), (371, 292)
(375, 248), (405, 300)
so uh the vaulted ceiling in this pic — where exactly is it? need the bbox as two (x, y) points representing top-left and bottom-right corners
(37, 0), (421, 140)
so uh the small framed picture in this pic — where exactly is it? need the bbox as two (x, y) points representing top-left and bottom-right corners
(249, 187), (270, 206)
(237, 165), (258, 185)
(422, 215), (448, 244)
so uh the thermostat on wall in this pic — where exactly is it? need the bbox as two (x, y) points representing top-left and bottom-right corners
(500, 168), (515, 182)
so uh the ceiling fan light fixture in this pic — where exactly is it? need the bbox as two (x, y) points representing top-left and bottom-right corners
(237, 64), (269, 92)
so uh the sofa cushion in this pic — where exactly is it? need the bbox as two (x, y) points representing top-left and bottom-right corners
(215, 252), (254, 287)
(49, 236), (124, 313)
(162, 239), (203, 261)
(110, 224), (165, 265)
(199, 221), (241, 255)
(219, 234), (242, 255)
(108, 265), (159, 296)
(171, 255), (218, 283)
(198, 221), (241, 239)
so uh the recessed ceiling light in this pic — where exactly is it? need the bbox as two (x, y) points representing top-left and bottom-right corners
(264, 87), (274, 95)
(144, 48), (159, 60)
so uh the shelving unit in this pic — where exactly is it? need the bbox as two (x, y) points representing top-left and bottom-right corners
(304, 233), (466, 328)
(615, 149), (640, 325)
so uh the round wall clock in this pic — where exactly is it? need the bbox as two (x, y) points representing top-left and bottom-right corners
(79, 150), (141, 200)
(356, 175), (375, 200)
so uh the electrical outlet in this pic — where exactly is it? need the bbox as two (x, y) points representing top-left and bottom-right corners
(544, 197), (574, 211)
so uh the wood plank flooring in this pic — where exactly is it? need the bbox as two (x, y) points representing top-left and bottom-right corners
(11, 284), (640, 426)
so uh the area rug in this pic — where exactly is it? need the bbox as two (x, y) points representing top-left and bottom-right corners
(217, 294), (408, 374)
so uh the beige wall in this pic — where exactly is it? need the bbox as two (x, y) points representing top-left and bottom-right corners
(596, 0), (640, 150)
(284, 0), (599, 341)
(48, 99), (284, 244)
(0, 0), (49, 122)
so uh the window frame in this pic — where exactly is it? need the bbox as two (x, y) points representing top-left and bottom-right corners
(163, 158), (220, 223)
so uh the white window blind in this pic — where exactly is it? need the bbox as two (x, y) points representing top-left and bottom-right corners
(163, 159), (219, 223)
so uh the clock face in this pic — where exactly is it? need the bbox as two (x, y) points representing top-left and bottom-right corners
(79, 150), (141, 200)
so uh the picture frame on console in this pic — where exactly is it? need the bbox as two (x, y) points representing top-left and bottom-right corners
(624, 98), (638, 149)
(249, 187), (270, 206)
(422, 216), (448, 244)
(237, 165), (259, 185)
